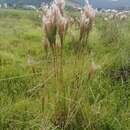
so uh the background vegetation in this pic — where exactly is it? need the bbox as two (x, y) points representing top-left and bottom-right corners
(0, 0), (52, 6)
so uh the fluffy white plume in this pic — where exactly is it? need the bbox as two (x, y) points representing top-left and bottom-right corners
(84, 3), (95, 21)
(85, 0), (89, 5)
(54, 0), (65, 9)
(79, 0), (95, 42)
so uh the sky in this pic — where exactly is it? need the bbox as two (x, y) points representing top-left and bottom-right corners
(90, 0), (130, 8)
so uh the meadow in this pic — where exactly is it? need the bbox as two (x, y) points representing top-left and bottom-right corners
(0, 8), (130, 130)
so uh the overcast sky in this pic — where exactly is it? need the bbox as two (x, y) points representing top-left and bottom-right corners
(90, 0), (130, 8)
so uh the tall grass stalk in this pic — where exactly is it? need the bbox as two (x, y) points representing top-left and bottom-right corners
(79, 0), (95, 51)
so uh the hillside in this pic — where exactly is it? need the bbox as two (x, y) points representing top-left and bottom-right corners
(0, 0), (51, 6)
(1, 0), (130, 8)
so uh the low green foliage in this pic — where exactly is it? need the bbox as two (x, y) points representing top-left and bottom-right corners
(0, 9), (130, 130)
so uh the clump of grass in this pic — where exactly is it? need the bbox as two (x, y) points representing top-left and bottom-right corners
(42, 0), (68, 80)
(100, 20), (120, 45)
(79, 0), (95, 50)
(41, 0), (69, 128)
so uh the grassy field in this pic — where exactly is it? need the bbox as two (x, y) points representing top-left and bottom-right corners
(0, 9), (130, 130)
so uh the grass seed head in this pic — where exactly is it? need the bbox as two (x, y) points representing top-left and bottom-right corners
(42, 0), (67, 48)
(54, 0), (65, 15)
(79, 0), (95, 42)
(42, 2), (59, 45)
(84, 1), (95, 22)
(57, 15), (68, 44)
(88, 62), (101, 80)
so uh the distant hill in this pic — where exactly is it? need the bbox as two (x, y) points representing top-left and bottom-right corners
(0, 0), (52, 6)
(0, 0), (130, 9)
(68, 0), (130, 9)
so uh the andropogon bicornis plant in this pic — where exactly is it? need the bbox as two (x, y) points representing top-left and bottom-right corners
(79, 0), (95, 49)
(42, 0), (68, 81)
